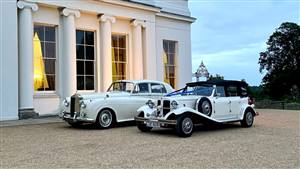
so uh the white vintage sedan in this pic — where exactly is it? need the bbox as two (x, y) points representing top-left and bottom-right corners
(135, 80), (258, 137)
(59, 80), (173, 128)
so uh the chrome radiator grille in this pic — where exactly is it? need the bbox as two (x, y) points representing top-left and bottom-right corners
(162, 100), (170, 116)
(70, 94), (81, 117)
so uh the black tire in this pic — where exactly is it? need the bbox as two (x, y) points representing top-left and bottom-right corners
(68, 121), (82, 128)
(175, 115), (194, 137)
(96, 109), (115, 129)
(240, 111), (254, 127)
(137, 123), (152, 132)
(197, 98), (212, 116)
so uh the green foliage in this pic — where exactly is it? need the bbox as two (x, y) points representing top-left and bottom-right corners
(248, 86), (269, 100)
(208, 74), (224, 81)
(259, 22), (300, 100)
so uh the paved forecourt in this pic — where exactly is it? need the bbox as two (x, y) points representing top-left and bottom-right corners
(0, 109), (299, 169)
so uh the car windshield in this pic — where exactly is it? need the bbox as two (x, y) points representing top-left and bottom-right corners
(184, 85), (214, 96)
(107, 82), (134, 93)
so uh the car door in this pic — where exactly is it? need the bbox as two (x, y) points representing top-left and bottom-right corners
(212, 86), (230, 120)
(227, 85), (241, 119)
(129, 83), (152, 117)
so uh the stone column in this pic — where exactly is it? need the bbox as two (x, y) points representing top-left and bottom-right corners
(99, 14), (115, 91)
(144, 21), (156, 80)
(17, 1), (38, 119)
(60, 8), (80, 99)
(131, 19), (146, 80)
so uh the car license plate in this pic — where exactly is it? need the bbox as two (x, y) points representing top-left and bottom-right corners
(146, 120), (160, 128)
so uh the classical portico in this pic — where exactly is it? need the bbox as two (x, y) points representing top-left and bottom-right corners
(0, 0), (195, 120)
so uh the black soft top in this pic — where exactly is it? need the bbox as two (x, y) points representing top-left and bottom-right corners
(186, 80), (248, 87)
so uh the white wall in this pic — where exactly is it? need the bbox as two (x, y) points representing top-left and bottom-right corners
(156, 16), (192, 89)
(0, 0), (19, 120)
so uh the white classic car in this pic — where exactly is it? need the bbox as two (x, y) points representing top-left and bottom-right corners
(60, 80), (173, 128)
(135, 80), (258, 137)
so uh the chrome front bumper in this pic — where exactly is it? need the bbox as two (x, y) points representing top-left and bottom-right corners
(59, 111), (95, 123)
(134, 116), (177, 127)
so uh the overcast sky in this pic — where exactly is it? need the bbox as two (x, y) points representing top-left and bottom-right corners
(189, 0), (299, 86)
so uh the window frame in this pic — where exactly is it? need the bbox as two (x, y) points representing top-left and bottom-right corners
(112, 33), (128, 82)
(33, 23), (58, 95)
(163, 40), (177, 89)
(76, 29), (96, 92)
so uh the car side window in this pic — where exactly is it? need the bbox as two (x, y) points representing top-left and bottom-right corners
(215, 86), (226, 97)
(151, 83), (167, 93)
(133, 83), (150, 93)
(226, 86), (238, 97)
(240, 86), (248, 97)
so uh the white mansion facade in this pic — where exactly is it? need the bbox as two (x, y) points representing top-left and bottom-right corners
(0, 0), (195, 120)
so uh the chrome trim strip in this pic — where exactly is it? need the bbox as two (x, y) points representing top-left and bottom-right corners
(134, 116), (177, 125)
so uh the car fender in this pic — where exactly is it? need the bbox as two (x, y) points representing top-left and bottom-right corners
(239, 104), (256, 120)
(137, 105), (156, 117)
(164, 107), (222, 123)
(86, 99), (118, 121)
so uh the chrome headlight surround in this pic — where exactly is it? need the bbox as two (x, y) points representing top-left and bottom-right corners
(171, 100), (178, 109)
(146, 100), (155, 109)
(63, 99), (69, 107)
(80, 101), (87, 109)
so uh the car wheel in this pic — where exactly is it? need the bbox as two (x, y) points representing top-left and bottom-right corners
(175, 115), (194, 137)
(137, 123), (152, 132)
(198, 98), (212, 116)
(96, 109), (115, 129)
(67, 121), (82, 128)
(241, 111), (254, 127)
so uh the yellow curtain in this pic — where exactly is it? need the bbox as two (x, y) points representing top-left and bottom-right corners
(112, 48), (117, 81)
(34, 33), (49, 91)
(163, 51), (170, 84)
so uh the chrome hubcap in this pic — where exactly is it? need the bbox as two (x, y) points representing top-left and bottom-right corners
(99, 110), (112, 127)
(202, 101), (211, 115)
(246, 112), (253, 125)
(182, 117), (193, 134)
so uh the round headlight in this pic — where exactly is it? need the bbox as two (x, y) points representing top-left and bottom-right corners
(171, 100), (178, 109)
(146, 100), (155, 109)
(80, 101), (86, 109)
(63, 99), (69, 107)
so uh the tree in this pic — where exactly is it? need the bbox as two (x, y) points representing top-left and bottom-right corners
(259, 22), (300, 100)
(207, 74), (224, 81)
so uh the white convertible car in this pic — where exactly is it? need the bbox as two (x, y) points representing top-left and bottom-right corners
(60, 80), (173, 128)
(135, 80), (258, 137)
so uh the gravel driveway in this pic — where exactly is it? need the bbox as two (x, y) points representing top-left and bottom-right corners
(1, 109), (299, 169)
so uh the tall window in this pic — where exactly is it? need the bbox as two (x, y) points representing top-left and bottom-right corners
(112, 35), (126, 82)
(33, 25), (56, 91)
(163, 40), (176, 88)
(76, 30), (95, 90)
